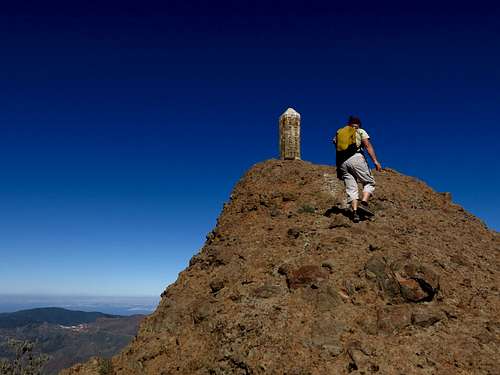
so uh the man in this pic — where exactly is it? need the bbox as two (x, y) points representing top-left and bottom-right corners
(334, 115), (382, 223)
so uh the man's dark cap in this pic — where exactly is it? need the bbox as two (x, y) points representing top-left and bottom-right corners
(348, 115), (362, 126)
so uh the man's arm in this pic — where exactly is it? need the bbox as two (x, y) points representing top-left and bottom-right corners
(361, 138), (382, 171)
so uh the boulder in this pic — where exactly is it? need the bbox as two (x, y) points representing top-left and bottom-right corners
(287, 265), (329, 289)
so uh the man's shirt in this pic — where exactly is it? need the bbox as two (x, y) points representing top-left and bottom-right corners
(355, 128), (370, 150)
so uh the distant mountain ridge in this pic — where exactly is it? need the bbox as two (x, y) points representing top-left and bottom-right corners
(0, 307), (120, 328)
(0, 307), (143, 374)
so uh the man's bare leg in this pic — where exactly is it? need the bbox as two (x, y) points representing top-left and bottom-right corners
(351, 199), (358, 211)
(361, 192), (371, 203)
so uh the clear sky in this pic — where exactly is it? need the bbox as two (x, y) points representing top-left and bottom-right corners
(1, 1), (498, 297)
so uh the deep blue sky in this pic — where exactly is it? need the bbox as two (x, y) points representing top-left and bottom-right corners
(1, 1), (499, 297)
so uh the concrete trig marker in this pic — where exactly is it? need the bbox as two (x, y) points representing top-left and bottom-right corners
(279, 107), (301, 160)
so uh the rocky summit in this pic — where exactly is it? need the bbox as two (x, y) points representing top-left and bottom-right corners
(62, 160), (499, 375)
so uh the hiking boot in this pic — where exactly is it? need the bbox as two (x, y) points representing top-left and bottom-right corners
(358, 201), (374, 217)
(352, 211), (360, 223)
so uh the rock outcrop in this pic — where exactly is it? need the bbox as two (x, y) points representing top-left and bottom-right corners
(62, 160), (499, 375)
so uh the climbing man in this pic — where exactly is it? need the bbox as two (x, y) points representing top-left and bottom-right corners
(334, 115), (382, 223)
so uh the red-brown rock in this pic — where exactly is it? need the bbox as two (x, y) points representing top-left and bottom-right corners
(61, 160), (500, 375)
(287, 265), (328, 289)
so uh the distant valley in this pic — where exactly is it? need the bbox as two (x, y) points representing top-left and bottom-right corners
(0, 307), (144, 374)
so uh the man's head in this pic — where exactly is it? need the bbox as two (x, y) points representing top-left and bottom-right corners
(348, 115), (362, 129)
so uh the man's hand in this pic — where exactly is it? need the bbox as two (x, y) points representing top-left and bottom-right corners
(374, 161), (382, 172)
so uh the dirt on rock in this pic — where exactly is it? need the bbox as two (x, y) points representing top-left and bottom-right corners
(61, 159), (500, 375)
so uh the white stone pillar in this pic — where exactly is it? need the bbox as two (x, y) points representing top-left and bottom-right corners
(279, 107), (301, 160)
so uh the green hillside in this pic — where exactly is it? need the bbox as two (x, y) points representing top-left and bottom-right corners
(0, 308), (119, 328)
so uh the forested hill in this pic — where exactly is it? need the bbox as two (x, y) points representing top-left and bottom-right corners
(0, 307), (119, 328)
